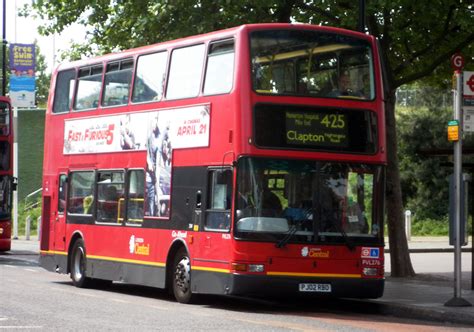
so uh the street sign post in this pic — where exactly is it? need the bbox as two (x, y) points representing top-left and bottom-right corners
(445, 67), (472, 307)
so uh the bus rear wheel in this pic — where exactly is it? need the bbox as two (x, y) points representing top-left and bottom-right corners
(70, 239), (92, 288)
(172, 248), (194, 303)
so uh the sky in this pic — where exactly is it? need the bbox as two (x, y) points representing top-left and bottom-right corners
(2, 0), (85, 72)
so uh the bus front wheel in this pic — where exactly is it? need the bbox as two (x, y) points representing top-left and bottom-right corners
(172, 248), (194, 303)
(70, 239), (92, 288)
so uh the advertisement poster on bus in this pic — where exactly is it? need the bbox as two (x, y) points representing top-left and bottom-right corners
(63, 105), (210, 154)
(9, 44), (36, 108)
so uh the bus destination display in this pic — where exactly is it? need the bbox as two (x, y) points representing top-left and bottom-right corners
(285, 111), (348, 148)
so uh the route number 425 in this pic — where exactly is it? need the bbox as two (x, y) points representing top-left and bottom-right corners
(320, 114), (345, 129)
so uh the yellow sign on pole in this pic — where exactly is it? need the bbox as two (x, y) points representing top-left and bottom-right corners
(448, 120), (459, 142)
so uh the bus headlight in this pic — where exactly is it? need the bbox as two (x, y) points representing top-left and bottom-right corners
(248, 264), (265, 273)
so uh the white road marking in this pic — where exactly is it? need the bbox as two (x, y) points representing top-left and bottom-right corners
(0, 326), (43, 329)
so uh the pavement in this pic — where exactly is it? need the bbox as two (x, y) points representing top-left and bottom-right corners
(376, 236), (474, 325)
(8, 236), (474, 326)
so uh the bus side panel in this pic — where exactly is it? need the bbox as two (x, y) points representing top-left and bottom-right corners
(192, 270), (233, 295)
(86, 259), (166, 288)
(39, 252), (68, 274)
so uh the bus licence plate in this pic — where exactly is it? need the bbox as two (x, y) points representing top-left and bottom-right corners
(299, 283), (331, 292)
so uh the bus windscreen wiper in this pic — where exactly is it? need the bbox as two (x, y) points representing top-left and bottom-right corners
(275, 224), (298, 248)
(333, 220), (355, 252)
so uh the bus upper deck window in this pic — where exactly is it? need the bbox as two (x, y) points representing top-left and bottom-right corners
(102, 59), (133, 107)
(166, 44), (205, 100)
(203, 39), (234, 95)
(250, 30), (375, 100)
(74, 65), (103, 110)
(132, 52), (167, 103)
(52, 69), (75, 114)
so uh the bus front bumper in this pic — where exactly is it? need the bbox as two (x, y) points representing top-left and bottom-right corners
(227, 273), (384, 299)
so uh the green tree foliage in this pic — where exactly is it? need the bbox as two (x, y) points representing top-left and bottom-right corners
(398, 85), (474, 223)
(26, 0), (474, 277)
(398, 104), (451, 220)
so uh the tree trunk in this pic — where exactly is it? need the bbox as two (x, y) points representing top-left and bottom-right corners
(385, 90), (416, 277)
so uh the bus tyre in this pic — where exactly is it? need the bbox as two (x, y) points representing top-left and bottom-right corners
(172, 248), (194, 303)
(70, 239), (92, 288)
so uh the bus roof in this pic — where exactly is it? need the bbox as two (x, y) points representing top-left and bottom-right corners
(54, 23), (374, 73)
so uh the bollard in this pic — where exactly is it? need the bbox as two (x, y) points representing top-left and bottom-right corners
(405, 210), (412, 241)
(25, 215), (31, 241)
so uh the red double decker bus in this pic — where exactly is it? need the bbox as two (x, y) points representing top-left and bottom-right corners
(40, 24), (386, 303)
(0, 97), (14, 251)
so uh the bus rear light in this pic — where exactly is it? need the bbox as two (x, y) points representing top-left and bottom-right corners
(248, 264), (265, 273)
(231, 263), (247, 272)
(362, 267), (378, 276)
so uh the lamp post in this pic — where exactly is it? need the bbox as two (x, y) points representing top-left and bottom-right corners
(2, 0), (6, 96)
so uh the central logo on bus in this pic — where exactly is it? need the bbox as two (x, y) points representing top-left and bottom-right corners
(129, 235), (150, 256)
(301, 246), (330, 258)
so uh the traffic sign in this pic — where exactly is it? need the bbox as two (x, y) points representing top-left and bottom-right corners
(463, 108), (474, 132)
(464, 71), (474, 96)
(451, 53), (465, 71)
(464, 71), (474, 107)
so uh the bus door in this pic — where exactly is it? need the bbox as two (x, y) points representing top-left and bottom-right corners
(54, 173), (68, 251)
(196, 168), (232, 265)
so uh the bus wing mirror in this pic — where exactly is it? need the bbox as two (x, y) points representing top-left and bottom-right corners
(196, 190), (202, 209)
(12, 177), (18, 191)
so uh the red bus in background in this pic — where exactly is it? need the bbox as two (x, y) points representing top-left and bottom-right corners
(0, 97), (14, 251)
(40, 24), (386, 303)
